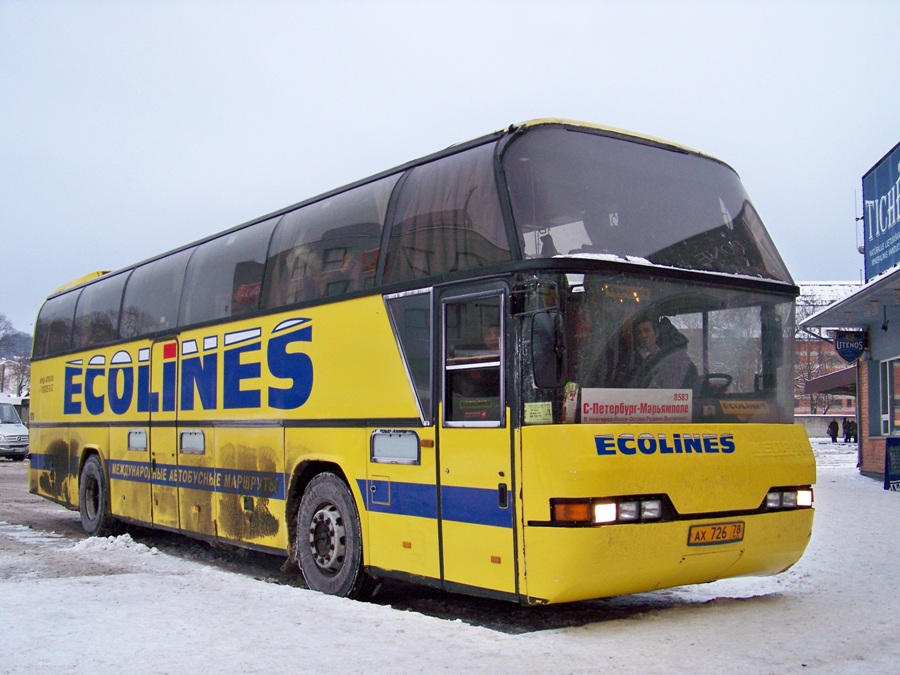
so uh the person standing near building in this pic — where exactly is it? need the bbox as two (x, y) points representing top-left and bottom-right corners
(828, 419), (839, 443)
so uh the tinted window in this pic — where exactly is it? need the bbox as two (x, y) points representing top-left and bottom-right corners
(179, 219), (276, 326)
(33, 290), (80, 358)
(73, 272), (129, 349)
(386, 290), (433, 421)
(519, 271), (794, 424)
(262, 175), (400, 309)
(503, 126), (792, 282)
(384, 143), (511, 284)
(119, 249), (193, 339)
(444, 294), (504, 425)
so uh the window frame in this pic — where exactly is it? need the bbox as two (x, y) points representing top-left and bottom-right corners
(442, 289), (506, 428)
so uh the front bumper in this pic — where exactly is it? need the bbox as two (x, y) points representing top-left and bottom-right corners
(0, 441), (29, 459)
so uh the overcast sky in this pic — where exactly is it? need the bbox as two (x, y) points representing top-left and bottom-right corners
(2, 0), (897, 333)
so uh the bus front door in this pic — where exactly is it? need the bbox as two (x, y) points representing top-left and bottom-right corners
(149, 338), (179, 530)
(439, 291), (517, 599)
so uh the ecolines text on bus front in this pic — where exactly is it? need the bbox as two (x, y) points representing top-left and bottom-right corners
(62, 317), (313, 416)
(595, 432), (736, 456)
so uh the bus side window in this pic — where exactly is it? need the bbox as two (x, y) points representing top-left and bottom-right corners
(385, 290), (433, 421)
(444, 295), (503, 424)
(120, 249), (192, 339)
(72, 272), (129, 349)
(33, 290), (80, 358)
(261, 175), (399, 310)
(178, 220), (275, 327)
(383, 144), (512, 284)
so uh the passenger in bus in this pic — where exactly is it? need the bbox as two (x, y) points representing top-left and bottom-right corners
(630, 316), (698, 390)
(483, 323), (501, 352)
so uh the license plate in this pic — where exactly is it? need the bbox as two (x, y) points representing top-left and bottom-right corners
(687, 521), (745, 546)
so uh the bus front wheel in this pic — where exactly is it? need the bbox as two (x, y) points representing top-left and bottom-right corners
(296, 472), (375, 599)
(78, 455), (120, 537)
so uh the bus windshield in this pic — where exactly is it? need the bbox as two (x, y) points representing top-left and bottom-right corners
(521, 271), (795, 424)
(502, 126), (792, 283)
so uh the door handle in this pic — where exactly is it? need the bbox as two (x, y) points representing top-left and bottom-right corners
(498, 483), (508, 509)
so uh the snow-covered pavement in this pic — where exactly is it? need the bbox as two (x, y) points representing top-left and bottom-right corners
(0, 439), (894, 674)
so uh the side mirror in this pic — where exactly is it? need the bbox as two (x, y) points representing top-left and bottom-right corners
(531, 310), (567, 388)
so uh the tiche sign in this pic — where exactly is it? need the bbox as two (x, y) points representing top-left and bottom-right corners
(863, 140), (900, 281)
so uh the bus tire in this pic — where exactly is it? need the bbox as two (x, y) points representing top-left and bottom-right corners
(296, 472), (374, 599)
(78, 455), (120, 537)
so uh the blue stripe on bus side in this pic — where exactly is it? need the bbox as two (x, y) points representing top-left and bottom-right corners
(103, 458), (286, 499)
(357, 479), (438, 519)
(441, 485), (513, 529)
(28, 453), (57, 471)
(356, 479), (512, 529)
(33, 453), (508, 528)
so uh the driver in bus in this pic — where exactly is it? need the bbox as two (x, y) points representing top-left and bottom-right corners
(630, 315), (698, 390)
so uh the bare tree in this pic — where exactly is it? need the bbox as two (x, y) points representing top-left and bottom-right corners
(0, 313), (31, 395)
(1, 358), (30, 396)
(0, 313), (13, 348)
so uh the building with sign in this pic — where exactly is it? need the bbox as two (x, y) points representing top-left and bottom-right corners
(795, 283), (860, 421)
(802, 140), (900, 479)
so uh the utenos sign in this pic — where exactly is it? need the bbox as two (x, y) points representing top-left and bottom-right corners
(834, 330), (867, 364)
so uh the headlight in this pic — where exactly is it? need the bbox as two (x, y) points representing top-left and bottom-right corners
(766, 487), (814, 511)
(552, 496), (667, 525)
(617, 501), (640, 522)
(593, 502), (618, 524)
(641, 499), (662, 519)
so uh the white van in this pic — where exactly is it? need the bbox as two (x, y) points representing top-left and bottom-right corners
(0, 402), (28, 461)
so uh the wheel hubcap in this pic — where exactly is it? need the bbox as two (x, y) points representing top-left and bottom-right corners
(307, 504), (346, 573)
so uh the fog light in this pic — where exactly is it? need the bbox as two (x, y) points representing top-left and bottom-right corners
(593, 502), (617, 524)
(641, 499), (662, 520)
(766, 491), (782, 509)
(618, 501), (639, 522)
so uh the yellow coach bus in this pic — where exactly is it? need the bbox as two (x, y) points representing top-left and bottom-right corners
(29, 120), (814, 604)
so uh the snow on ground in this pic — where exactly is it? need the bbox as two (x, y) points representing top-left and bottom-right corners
(1, 439), (896, 674)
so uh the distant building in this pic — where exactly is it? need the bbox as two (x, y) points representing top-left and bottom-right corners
(802, 139), (900, 479)
(795, 282), (860, 418)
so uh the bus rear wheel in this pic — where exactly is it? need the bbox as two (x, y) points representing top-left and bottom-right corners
(79, 455), (120, 537)
(296, 472), (376, 599)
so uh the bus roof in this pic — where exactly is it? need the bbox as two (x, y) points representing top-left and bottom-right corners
(51, 271), (111, 295)
(518, 118), (711, 158)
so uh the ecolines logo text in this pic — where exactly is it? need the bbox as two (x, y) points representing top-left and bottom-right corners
(63, 318), (312, 416)
(595, 433), (735, 456)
